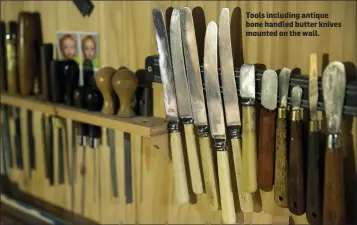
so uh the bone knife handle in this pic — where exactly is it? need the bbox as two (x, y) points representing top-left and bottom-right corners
(258, 107), (276, 191)
(274, 108), (288, 207)
(306, 122), (322, 225)
(217, 150), (236, 224)
(323, 148), (344, 225)
(18, 12), (35, 96)
(288, 117), (305, 215)
(198, 135), (219, 211)
(241, 105), (257, 193)
(231, 137), (254, 213)
(183, 123), (203, 194)
(169, 131), (189, 204)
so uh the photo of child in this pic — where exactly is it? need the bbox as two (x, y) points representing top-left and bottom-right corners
(56, 32), (81, 64)
(80, 34), (100, 69)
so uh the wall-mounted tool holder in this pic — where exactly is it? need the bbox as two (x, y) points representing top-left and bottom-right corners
(146, 55), (357, 116)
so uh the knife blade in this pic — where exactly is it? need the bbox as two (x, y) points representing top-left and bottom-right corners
(288, 85), (305, 215)
(322, 61), (345, 225)
(239, 64), (257, 193)
(170, 8), (203, 195)
(274, 67), (291, 207)
(153, 7), (189, 204)
(204, 21), (236, 224)
(258, 69), (278, 191)
(219, 7), (253, 213)
(306, 53), (323, 224)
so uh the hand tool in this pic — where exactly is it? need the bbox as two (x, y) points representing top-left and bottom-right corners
(258, 69), (278, 191)
(274, 68), (291, 207)
(152, 7), (189, 204)
(112, 68), (138, 204)
(0, 21), (6, 92)
(288, 85), (305, 215)
(204, 21), (236, 224)
(219, 7), (253, 213)
(180, 7), (219, 210)
(170, 8), (203, 195)
(32, 12), (43, 98)
(306, 53), (323, 224)
(322, 61), (345, 225)
(239, 64), (257, 193)
(94, 67), (118, 222)
(135, 70), (153, 116)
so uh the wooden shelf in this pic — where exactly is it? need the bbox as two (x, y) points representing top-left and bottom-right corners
(0, 93), (167, 137)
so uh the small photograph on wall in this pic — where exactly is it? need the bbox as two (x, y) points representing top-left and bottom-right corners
(56, 31), (81, 65)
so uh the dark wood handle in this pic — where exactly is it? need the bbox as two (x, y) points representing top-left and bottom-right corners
(40, 44), (53, 101)
(274, 116), (288, 207)
(323, 148), (345, 225)
(306, 128), (323, 225)
(258, 107), (276, 191)
(288, 119), (306, 215)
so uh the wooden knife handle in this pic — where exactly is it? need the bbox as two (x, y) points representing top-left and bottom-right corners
(306, 122), (322, 225)
(183, 123), (203, 194)
(231, 138), (254, 213)
(288, 117), (305, 215)
(40, 44), (53, 101)
(94, 67), (116, 114)
(5, 21), (18, 95)
(169, 131), (189, 204)
(18, 12), (35, 96)
(258, 107), (276, 191)
(274, 107), (288, 207)
(198, 135), (219, 211)
(217, 150), (236, 224)
(323, 147), (344, 225)
(241, 105), (257, 193)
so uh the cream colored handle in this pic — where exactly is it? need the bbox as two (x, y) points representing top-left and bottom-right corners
(231, 138), (254, 213)
(170, 131), (189, 204)
(198, 136), (219, 210)
(217, 150), (236, 224)
(241, 105), (258, 193)
(183, 123), (203, 194)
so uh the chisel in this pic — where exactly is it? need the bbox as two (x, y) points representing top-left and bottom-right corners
(258, 70), (278, 191)
(180, 7), (219, 209)
(152, 7), (189, 204)
(239, 64), (257, 193)
(170, 8), (203, 195)
(219, 7), (253, 213)
(288, 85), (305, 215)
(306, 53), (323, 224)
(322, 62), (345, 225)
(204, 21), (236, 224)
(274, 68), (291, 207)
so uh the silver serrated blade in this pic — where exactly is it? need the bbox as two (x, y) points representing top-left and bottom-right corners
(170, 8), (192, 120)
(309, 53), (318, 121)
(261, 69), (278, 110)
(322, 62), (346, 134)
(219, 7), (240, 126)
(204, 21), (225, 140)
(240, 64), (255, 104)
(180, 7), (207, 126)
(279, 68), (291, 108)
(153, 8), (179, 123)
(291, 86), (303, 110)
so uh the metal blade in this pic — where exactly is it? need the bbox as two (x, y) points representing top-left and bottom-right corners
(291, 86), (303, 110)
(180, 7), (208, 126)
(152, 8), (179, 123)
(261, 70), (278, 110)
(322, 61), (345, 134)
(124, 132), (132, 204)
(309, 53), (318, 120)
(204, 21), (225, 140)
(219, 7), (241, 126)
(239, 64), (255, 104)
(108, 128), (118, 197)
(170, 8), (192, 120)
(279, 68), (291, 108)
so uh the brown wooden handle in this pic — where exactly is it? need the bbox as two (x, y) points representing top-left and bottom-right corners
(274, 111), (288, 207)
(94, 67), (116, 115)
(288, 118), (305, 215)
(258, 107), (276, 191)
(112, 68), (138, 118)
(306, 124), (323, 225)
(323, 148), (345, 225)
(5, 21), (18, 95)
(18, 12), (36, 96)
